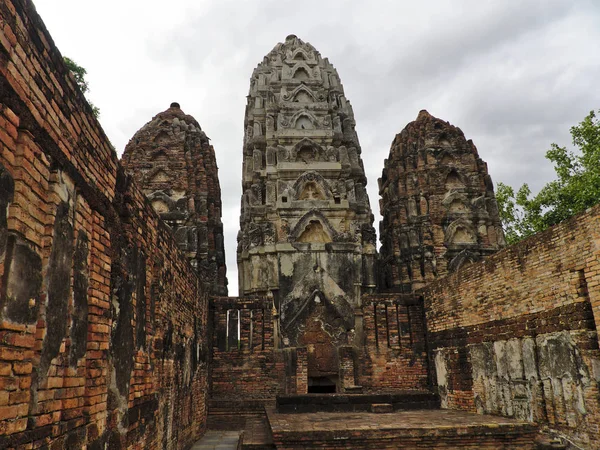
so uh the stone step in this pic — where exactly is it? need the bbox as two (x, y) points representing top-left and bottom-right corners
(207, 399), (273, 431)
(371, 403), (394, 413)
(276, 390), (439, 413)
(344, 385), (363, 394)
(535, 433), (569, 450)
(240, 417), (275, 450)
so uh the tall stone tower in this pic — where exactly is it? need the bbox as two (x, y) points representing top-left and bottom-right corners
(378, 110), (504, 292)
(237, 35), (377, 370)
(122, 103), (228, 295)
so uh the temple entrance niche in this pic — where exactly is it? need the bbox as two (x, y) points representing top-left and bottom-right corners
(294, 292), (353, 393)
(297, 145), (318, 162)
(295, 116), (313, 130)
(297, 220), (331, 243)
(293, 67), (310, 81)
(308, 376), (337, 394)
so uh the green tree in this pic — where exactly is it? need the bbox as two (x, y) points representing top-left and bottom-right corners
(63, 56), (100, 118)
(497, 110), (600, 244)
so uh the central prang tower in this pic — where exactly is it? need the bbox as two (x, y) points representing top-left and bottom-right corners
(237, 35), (376, 372)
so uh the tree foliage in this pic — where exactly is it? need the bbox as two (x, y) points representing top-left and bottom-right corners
(497, 110), (600, 244)
(63, 56), (100, 118)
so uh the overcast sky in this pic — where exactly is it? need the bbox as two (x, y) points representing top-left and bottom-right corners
(33, 0), (600, 295)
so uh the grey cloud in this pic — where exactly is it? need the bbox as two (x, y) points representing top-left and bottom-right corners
(43, 0), (600, 294)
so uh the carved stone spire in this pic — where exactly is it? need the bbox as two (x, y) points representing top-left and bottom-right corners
(378, 110), (504, 292)
(121, 103), (228, 295)
(237, 36), (377, 361)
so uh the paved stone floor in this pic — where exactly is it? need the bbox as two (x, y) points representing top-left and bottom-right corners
(190, 430), (240, 450)
(193, 410), (537, 449)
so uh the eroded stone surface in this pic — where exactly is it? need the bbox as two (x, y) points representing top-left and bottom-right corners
(237, 36), (377, 378)
(2, 3), (600, 448)
(122, 103), (227, 295)
(0, 5), (210, 447)
(378, 110), (504, 292)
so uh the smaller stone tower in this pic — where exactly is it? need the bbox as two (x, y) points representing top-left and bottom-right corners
(378, 110), (504, 292)
(121, 103), (227, 295)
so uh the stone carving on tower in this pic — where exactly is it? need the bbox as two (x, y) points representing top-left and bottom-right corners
(121, 103), (228, 295)
(237, 35), (377, 376)
(378, 110), (505, 293)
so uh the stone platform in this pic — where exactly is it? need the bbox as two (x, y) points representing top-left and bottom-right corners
(276, 391), (439, 413)
(207, 395), (540, 449)
(264, 409), (539, 449)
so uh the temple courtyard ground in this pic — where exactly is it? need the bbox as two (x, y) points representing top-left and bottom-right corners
(192, 409), (540, 449)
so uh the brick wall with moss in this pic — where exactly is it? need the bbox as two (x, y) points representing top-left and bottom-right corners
(421, 204), (600, 448)
(0, 0), (209, 448)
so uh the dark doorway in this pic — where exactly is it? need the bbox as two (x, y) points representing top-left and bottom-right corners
(308, 376), (337, 393)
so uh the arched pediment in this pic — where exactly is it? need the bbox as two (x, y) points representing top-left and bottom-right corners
(283, 85), (319, 103)
(448, 249), (480, 273)
(146, 168), (171, 185)
(437, 132), (452, 148)
(444, 169), (465, 189)
(291, 138), (326, 163)
(448, 199), (469, 214)
(151, 199), (169, 214)
(294, 91), (312, 103)
(291, 48), (312, 61)
(297, 220), (331, 243)
(444, 219), (477, 246)
(282, 289), (354, 339)
(291, 111), (320, 131)
(150, 148), (169, 159)
(442, 192), (470, 214)
(292, 171), (333, 200)
(154, 130), (170, 145)
(147, 190), (175, 214)
(438, 150), (455, 166)
(291, 63), (312, 81)
(298, 182), (325, 200)
(291, 210), (337, 243)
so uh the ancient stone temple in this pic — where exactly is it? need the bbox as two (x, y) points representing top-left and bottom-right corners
(237, 34), (377, 381)
(3, 3), (600, 447)
(122, 103), (228, 295)
(378, 110), (505, 292)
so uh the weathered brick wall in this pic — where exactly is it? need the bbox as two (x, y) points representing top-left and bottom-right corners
(378, 110), (504, 293)
(121, 104), (228, 296)
(209, 294), (431, 399)
(358, 294), (430, 392)
(210, 297), (287, 400)
(208, 296), (294, 430)
(422, 204), (600, 448)
(0, 1), (209, 448)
